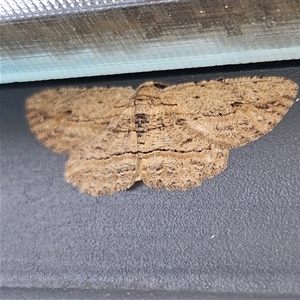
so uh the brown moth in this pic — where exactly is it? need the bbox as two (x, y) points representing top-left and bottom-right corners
(26, 77), (298, 196)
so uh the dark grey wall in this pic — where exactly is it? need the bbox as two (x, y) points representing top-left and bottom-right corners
(1, 61), (300, 299)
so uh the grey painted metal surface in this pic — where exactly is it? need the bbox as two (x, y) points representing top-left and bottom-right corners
(1, 0), (300, 83)
(1, 62), (300, 299)
(1, 287), (300, 300)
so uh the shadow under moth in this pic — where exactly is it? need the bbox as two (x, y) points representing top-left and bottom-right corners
(26, 77), (298, 196)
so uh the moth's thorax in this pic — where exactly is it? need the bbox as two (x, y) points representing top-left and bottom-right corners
(134, 102), (150, 138)
(134, 113), (149, 137)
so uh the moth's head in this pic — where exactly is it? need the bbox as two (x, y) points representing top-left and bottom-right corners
(137, 81), (168, 89)
(134, 82), (169, 104)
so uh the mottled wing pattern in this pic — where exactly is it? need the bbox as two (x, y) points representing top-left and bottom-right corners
(169, 77), (298, 148)
(135, 78), (297, 191)
(65, 105), (139, 196)
(26, 86), (134, 153)
(26, 77), (298, 195)
(134, 83), (229, 191)
(27, 86), (139, 196)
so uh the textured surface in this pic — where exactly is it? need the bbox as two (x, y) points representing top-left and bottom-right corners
(1, 0), (300, 83)
(0, 0), (160, 20)
(26, 77), (298, 195)
(1, 62), (300, 297)
(1, 287), (300, 300)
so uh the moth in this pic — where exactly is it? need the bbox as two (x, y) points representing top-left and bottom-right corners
(26, 77), (298, 196)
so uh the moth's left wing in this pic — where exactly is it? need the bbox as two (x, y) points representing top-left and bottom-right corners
(64, 106), (139, 196)
(26, 86), (135, 154)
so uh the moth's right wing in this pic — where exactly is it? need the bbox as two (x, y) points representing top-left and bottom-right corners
(132, 82), (229, 191)
(173, 77), (298, 149)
